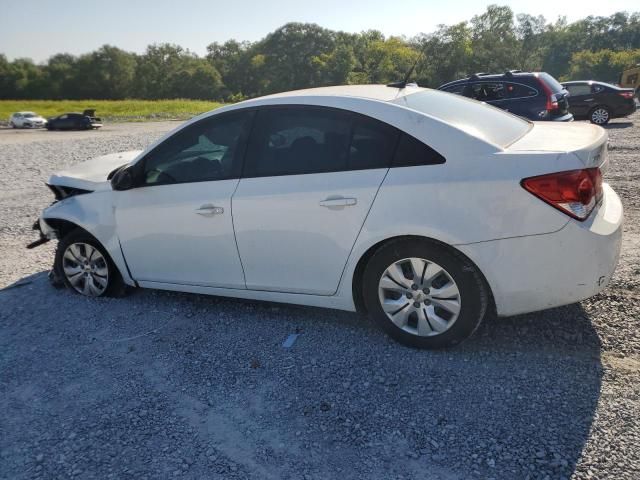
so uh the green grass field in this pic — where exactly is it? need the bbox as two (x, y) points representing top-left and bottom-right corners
(0, 99), (224, 122)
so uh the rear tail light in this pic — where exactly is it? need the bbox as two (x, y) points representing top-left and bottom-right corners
(522, 168), (603, 221)
(619, 91), (634, 99)
(536, 77), (558, 111)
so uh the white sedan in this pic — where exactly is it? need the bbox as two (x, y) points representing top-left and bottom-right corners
(9, 111), (47, 128)
(32, 85), (623, 348)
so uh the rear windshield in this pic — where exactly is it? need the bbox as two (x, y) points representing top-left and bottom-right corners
(537, 73), (564, 93)
(393, 90), (531, 148)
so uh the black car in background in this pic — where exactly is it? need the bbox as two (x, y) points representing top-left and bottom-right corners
(47, 110), (103, 130)
(438, 71), (573, 122)
(562, 81), (636, 125)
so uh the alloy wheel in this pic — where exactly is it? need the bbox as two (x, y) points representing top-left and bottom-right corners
(62, 243), (109, 296)
(591, 108), (609, 124)
(378, 257), (461, 337)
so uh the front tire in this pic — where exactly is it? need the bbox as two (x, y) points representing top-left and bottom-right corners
(54, 229), (125, 297)
(362, 239), (488, 349)
(590, 106), (610, 125)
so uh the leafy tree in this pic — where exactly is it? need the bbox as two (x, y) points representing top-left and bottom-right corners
(567, 48), (640, 82)
(470, 5), (519, 73)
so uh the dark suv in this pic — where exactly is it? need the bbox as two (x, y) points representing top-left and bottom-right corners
(438, 71), (573, 122)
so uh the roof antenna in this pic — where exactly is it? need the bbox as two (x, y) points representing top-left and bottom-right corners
(387, 43), (426, 89)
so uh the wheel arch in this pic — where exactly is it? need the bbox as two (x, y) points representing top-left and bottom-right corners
(350, 235), (495, 317)
(42, 215), (135, 287)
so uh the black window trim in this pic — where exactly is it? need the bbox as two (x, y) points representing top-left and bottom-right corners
(129, 104), (447, 187)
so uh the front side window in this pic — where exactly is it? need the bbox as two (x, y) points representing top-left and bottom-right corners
(142, 111), (252, 186)
(471, 82), (506, 101)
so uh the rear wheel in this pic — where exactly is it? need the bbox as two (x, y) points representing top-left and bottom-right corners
(590, 106), (610, 125)
(54, 230), (125, 297)
(362, 239), (488, 349)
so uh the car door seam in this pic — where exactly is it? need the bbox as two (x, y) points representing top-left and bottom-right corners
(229, 177), (248, 288)
(332, 167), (391, 296)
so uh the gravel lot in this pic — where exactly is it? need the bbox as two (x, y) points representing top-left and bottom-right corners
(1, 115), (639, 480)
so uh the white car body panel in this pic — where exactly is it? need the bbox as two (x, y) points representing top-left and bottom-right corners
(233, 169), (387, 295)
(457, 184), (622, 316)
(48, 150), (142, 191)
(39, 85), (623, 318)
(114, 180), (245, 288)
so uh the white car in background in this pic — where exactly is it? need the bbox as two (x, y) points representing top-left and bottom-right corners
(30, 85), (623, 349)
(9, 111), (47, 128)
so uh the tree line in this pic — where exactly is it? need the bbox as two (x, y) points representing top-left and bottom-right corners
(1, 5), (640, 101)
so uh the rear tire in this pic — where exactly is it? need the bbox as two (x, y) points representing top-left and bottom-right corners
(362, 239), (488, 349)
(590, 106), (610, 125)
(54, 229), (126, 297)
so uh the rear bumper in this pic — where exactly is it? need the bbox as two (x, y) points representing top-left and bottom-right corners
(614, 103), (637, 117)
(458, 184), (623, 317)
(552, 112), (574, 122)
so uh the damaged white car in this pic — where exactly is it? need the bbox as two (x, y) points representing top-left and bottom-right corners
(30, 85), (623, 348)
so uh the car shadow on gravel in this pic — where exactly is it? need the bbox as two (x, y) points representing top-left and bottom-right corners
(604, 121), (634, 129)
(1, 274), (602, 479)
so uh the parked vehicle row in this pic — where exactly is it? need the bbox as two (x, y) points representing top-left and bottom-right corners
(438, 70), (637, 125)
(30, 84), (623, 349)
(7, 109), (102, 130)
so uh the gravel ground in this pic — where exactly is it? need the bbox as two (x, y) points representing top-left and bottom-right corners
(1, 115), (639, 480)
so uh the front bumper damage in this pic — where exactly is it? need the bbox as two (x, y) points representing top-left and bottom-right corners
(26, 218), (58, 249)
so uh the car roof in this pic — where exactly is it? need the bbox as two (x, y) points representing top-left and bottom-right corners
(15, 111), (37, 115)
(239, 84), (425, 105)
(440, 72), (539, 87)
(563, 80), (612, 86)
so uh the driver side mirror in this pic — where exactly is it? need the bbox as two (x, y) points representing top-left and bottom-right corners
(111, 166), (136, 191)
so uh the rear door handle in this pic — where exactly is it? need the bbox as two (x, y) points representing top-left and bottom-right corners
(319, 197), (357, 208)
(195, 204), (224, 216)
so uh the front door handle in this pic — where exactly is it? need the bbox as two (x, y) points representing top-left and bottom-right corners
(585, 98), (594, 102)
(319, 197), (357, 209)
(195, 204), (224, 216)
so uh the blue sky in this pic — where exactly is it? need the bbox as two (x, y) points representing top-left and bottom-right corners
(1, 0), (637, 62)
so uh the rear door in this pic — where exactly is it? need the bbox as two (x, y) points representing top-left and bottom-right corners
(565, 83), (593, 117)
(232, 106), (398, 295)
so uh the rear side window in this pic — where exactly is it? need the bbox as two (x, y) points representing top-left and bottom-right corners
(506, 83), (537, 98)
(348, 116), (399, 170)
(244, 107), (400, 177)
(566, 84), (591, 96)
(393, 134), (445, 167)
(394, 90), (531, 148)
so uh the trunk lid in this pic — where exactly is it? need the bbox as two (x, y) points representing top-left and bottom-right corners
(48, 150), (142, 191)
(507, 122), (608, 169)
